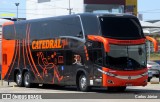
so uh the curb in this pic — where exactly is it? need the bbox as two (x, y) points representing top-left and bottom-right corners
(150, 82), (160, 84)
(12, 85), (17, 87)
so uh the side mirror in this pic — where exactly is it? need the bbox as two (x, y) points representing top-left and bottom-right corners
(76, 31), (83, 38)
(145, 36), (158, 52)
(87, 35), (110, 52)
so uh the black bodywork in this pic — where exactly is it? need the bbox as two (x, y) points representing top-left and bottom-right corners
(3, 13), (145, 86)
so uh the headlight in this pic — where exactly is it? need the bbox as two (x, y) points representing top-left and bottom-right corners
(105, 72), (116, 77)
(98, 68), (116, 77)
(141, 72), (148, 76)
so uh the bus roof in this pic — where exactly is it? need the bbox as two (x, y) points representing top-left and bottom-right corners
(11, 13), (137, 25)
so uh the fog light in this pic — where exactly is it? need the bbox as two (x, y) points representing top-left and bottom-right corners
(108, 80), (114, 84)
(144, 79), (147, 83)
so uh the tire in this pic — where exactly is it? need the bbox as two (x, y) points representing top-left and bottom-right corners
(148, 77), (151, 82)
(16, 72), (24, 87)
(78, 74), (90, 92)
(107, 87), (116, 92)
(107, 86), (126, 92)
(116, 86), (126, 92)
(24, 72), (32, 88)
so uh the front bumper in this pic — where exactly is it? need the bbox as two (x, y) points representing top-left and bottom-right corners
(101, 67), (148, 87)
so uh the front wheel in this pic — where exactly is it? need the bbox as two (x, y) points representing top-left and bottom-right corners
(78, 74), (90, 92)
(24, 72), (32, 88)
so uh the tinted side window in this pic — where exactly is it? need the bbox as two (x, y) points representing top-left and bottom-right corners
(93, 50), (103, 66)
(88, 49), (103, 66)
(88, 41), (103, 66)
(30, 16), (83, 40)
(30, 21), (51, 40)
(15, 23), (26, 39)
(81, 15), (100, 35)
(54, 16), (83, 38)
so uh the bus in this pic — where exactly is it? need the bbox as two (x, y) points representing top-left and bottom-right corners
(1, 13), (158, 92)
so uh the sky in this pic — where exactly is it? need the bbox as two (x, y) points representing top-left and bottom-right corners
(0, 0), (160, 21)
(0, 0), (26, 18)
(138, 0), (160, 21)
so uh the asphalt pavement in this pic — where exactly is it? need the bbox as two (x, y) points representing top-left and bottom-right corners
(0, 77), (160, 102)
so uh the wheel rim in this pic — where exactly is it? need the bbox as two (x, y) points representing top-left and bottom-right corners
(16, 74), (21, 84)
(80, 76), (87, 89)
(24, 74), (29, 86)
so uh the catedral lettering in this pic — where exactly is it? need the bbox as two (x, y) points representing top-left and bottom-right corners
(32, 39), (62, 50)
(2, 13), (158, 92)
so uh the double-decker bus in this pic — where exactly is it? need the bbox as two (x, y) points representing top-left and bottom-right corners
(1, 13), (158, 92)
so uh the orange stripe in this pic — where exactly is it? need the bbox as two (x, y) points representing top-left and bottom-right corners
(2, 39), (16, 79)
(6, 40), (18, 80)
(25, 24), (39, 81)
(27, 24), (43, 80)
(2, 21), (14, 26)
(146, 36), (158, 52)
(37, 52), (44, 70)
(22, 39), (26, 68)
(25, 40), (39, 81)
(84, 46), (89, 60)
(17, 40), (20, 68)
(6, 25), (17, 80)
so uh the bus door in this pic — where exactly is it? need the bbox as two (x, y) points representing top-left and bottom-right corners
(64, 50), (74, 85)
(89, 41), (104, 86)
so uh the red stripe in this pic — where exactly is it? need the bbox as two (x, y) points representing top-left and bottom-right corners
(107, 38), (145, 45)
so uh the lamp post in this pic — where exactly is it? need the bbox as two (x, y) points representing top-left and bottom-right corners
(67, 0), (72, 15)
(15, 3), (19, 21)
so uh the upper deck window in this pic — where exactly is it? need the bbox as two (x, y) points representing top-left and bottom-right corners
(99, 16), (144, 40)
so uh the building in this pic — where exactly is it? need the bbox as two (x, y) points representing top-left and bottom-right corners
(26, 0), (137, 19)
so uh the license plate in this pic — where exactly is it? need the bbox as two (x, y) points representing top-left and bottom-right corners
(126, 84), (132, 86)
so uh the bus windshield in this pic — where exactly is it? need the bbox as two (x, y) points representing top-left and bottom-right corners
(106, 44), (147, 70)
(99, 17), (144, 40)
